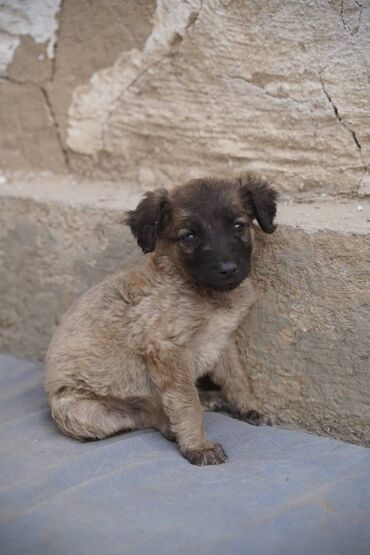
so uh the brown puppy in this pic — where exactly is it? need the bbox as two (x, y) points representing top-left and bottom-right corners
(45, 174), (278, 465)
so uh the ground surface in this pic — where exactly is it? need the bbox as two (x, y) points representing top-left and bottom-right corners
(1, 354), (370, 555)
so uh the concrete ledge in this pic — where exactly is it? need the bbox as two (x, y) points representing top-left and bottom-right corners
(0, 173), (369, 446)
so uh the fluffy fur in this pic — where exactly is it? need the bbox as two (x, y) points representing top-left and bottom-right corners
(45, 174), (278, 465)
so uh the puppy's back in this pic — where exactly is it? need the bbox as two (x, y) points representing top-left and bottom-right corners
(44, 272), (128, 396)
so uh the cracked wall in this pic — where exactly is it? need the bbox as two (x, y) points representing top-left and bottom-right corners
(0, 0), (369, 194)
(0, 0), (155, 174)
(0, 0), (65, 172)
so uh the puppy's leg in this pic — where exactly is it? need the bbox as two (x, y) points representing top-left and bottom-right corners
(49, 392), (153, 440)
(211, 340), (272, 426)
(199, 390), (231, 413)
(150, 351), (227, 465)
(198, 386), (265, 424)
(150, 404), (177, 442)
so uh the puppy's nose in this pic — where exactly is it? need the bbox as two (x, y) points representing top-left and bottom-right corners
(219, 261), (237, 277)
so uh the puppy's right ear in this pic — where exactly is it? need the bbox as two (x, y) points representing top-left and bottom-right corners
(125, 189), (171, 253)
(239, 174), (278, 234)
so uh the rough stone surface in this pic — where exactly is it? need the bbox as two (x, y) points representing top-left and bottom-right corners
(240, 223), (369, 447)
(0, 81), (66, 172)
(0, 0), (369, 193)
(7, 35), (53, 85)
(0, 174), (369, 446)
(0, 174), (142, 358)
(0, 0), (155, 174)
(46, 0), (156, 148)
(0, 0), (61, 75)
(66, 0), (370, 193)
(0, 0), (64, 173)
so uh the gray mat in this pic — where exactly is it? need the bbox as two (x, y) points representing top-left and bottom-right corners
(1, 354), (370, 555)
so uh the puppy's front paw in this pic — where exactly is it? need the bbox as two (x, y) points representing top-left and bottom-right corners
(182, 443), (228, 466)
(237, 409), (273, 426)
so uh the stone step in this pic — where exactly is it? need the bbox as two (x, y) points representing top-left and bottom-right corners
(1, 353), (370, 555)
(0, 173), (369, 446)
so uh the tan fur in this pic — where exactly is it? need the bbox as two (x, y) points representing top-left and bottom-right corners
(45, 177), (276, 465)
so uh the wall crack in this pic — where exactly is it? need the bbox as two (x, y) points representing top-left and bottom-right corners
(40, 85), (70, 169)
(340, 0), (349, 32)
(186, 0), (204, 30)
(50, 0), (66, 81)
(0, 0), (69, 171)
(354, 0), (363, 32)
(319, 73), (362, 151)
(340, 0), (363, 35)
(100, 59), (165, 149)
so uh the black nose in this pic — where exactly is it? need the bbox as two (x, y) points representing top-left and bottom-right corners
(219, 261), (237, 277)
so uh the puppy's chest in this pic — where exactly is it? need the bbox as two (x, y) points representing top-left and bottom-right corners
(191, 307), (242, 377)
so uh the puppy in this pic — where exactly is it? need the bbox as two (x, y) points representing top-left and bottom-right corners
(45, 174), (277, 465)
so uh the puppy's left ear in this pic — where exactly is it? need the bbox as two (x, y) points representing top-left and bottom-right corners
(239, 175), (278, 233)
(125, 188), (171, 253)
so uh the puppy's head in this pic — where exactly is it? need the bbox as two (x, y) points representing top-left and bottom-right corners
(126, 174), (278, 292)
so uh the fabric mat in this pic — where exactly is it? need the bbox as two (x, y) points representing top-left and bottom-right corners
(1, 354), (370, 555)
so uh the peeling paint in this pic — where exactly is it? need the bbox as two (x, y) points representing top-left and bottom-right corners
(0, 0), (61, 76)
(67, 0), (203, 155)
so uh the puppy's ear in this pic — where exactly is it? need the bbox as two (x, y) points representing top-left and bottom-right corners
(126, 188), (171, 253)
(239, 175), (278, 233)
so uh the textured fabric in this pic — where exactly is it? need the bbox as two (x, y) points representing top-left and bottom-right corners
(1, 354), (370, 555)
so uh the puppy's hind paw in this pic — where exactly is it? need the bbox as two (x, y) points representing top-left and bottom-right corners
(237, 409), (276, 427)
(182, 443), (228, 466)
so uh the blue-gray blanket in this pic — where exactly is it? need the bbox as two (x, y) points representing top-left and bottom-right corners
(1, 354), (370, 555)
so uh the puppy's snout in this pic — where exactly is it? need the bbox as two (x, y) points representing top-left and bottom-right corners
(218, 261), (238, 277)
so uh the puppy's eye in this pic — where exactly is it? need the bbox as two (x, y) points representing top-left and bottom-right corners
(179, 232), (196, 244)
(233, 222), (245, 232)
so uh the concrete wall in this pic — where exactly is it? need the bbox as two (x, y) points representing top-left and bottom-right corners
(1, 0), (369, 194)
